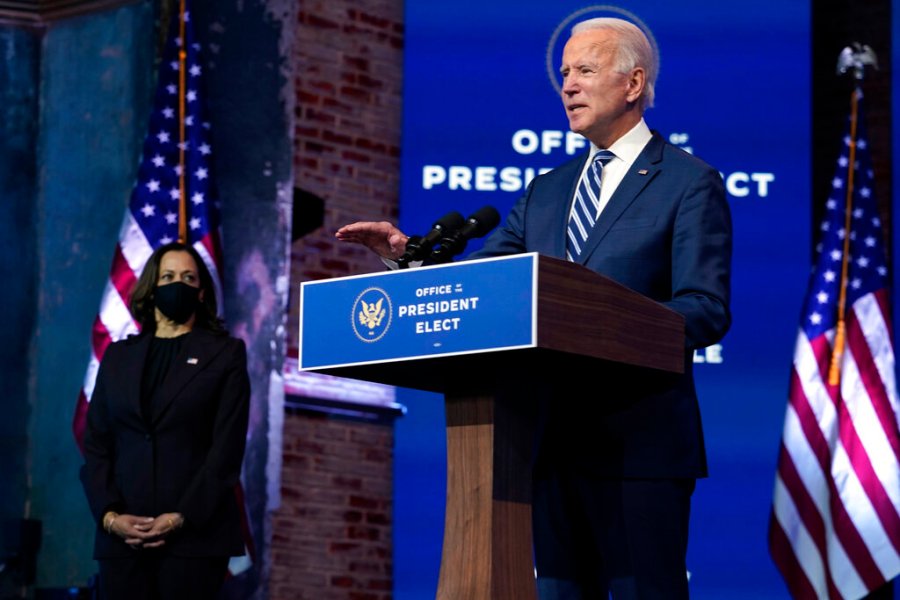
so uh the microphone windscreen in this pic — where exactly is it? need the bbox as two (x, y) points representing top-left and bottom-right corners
(469, 206), (500, 237)
(435, 211), (466, 231)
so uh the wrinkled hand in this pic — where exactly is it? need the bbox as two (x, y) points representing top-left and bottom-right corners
(335, 221), (409, 260)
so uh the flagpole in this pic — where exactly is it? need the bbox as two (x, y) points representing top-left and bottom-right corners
(177, 0), (188, 243)
(827, 43), (878, 386)
(827, 89), (858, 386)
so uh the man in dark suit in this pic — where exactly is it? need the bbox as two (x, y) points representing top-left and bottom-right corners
(337, 16), (731, 599)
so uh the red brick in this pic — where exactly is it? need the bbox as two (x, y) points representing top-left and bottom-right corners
(343, 510), (363, 523)
(366, 512), (390, 526)
(367, 579), (392, 591)
(347, 525), (381, 541)
(343, 56), (370, 71)
(341, 149), (371, 163)
(304, 13), (340, 29)
(323, 130), (354, 146)
(348, 495), (379, 510)
(330, 541), (362, 553)
(331, 575), (356, 588)
(310, 79), (336, 94)
(332, 475), (363, 490)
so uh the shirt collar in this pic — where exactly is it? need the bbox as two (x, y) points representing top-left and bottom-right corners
(588, 119), (652, 165)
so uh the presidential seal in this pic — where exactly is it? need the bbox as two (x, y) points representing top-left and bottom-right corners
(351, 287), (393, 343)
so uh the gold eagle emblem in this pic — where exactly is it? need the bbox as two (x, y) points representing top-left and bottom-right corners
(358, 298), (386, 331)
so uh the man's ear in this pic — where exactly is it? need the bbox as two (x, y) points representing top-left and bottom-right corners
(625, 67), (646, 104)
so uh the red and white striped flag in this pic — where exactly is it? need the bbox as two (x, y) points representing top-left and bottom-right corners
(769, 87), (900, 599)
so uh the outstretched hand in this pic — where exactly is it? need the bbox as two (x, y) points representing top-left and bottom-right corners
(335, 221), (409, 261)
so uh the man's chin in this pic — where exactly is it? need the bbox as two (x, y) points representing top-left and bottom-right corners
(567, 120), (586, 136)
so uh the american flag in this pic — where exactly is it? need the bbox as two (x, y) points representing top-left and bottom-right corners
(769, 87), (900, 599)
(70, 1), (253, 577)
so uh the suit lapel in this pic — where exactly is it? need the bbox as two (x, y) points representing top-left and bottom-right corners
(577, 132), (665, 265)
(152, 330), (227, 425)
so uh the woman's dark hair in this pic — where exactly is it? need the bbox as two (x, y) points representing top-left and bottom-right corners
(130, 242), (225, 334)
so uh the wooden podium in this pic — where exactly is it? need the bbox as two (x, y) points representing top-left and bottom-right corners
(298, 253), (685, 599)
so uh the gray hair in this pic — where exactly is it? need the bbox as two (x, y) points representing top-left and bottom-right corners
(571, 17), (657, 109)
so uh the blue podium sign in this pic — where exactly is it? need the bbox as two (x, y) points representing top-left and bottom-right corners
(298, 253), (539, 370)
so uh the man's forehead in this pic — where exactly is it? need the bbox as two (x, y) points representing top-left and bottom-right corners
(562, 32), (618, 61)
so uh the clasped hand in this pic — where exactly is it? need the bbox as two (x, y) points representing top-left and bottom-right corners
(107, 512), (184, 549)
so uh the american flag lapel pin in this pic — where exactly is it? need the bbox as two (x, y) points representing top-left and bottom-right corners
(187, 357), (199, 365)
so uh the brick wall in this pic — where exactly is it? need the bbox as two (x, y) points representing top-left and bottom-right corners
(270, 410), (395, 600)
(270, 0), (404, 598)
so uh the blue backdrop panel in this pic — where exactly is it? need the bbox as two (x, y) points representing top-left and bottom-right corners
(395, 2), (810, 598)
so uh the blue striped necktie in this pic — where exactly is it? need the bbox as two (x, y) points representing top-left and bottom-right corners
(566, 149), (616, 260)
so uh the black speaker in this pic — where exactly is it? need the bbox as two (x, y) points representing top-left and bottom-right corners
(291, 187), (325, 241)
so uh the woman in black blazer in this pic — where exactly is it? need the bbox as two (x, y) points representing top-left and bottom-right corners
(80, 242), (251, 600)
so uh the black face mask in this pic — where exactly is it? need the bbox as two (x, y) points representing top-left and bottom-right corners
(154, 281), (201, 324)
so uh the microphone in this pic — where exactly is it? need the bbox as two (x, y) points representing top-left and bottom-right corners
(397, 211), (465, 267)
(429, 206), (501, 264)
